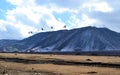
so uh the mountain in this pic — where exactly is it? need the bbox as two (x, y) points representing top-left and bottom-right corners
(0, 39), (19, 52)
(0, 26), (120, 52)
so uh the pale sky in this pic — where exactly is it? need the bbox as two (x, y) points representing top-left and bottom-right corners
(0, 0), (120, 39)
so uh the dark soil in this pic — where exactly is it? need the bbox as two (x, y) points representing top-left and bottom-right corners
(0, 57), (120, 68)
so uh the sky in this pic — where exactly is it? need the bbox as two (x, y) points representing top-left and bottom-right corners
(0, 0), (120, 39)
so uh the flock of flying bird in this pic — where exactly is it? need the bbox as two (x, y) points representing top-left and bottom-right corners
(28, 25), (67, 34)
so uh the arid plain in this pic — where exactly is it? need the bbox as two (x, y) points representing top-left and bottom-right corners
(0, 53), (120, 75)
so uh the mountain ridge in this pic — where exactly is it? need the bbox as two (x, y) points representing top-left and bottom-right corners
(0, 26), (120, 52)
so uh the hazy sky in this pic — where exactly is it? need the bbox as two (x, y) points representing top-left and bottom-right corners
(0, 0), (120, 39)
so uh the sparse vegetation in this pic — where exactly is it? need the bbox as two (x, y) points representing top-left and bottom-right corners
(86, 59), (92, 61)
(87, 71), (97, 74)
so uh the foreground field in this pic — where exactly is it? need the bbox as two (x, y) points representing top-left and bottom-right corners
(0, 53), (120, 75)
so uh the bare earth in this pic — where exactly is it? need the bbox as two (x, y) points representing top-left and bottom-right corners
(0, 53), (120, 75)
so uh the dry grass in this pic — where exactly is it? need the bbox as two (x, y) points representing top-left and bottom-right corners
(0, 53), (120, 75)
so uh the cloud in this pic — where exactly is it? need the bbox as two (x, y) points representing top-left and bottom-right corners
(82, 0), (112, 13)
(0, 0), (120, 39)
(0, 0), (68, 39)
(86, 0), (120, 32)
(35, 0), (85, 8)
(7, 0), (36, 7)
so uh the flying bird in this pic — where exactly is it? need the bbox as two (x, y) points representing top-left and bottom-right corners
(41, 28), (44, 31)
(28, 31), (33, 34)
(64, 25), (66, 28)
(51, 26), (53, 29)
